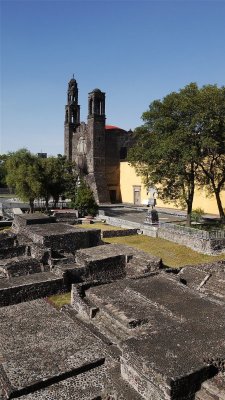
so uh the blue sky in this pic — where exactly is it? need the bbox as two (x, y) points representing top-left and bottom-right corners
(1, 0), (225, 155)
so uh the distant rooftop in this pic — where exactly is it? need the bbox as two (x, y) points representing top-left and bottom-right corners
(105, 125), (127, 131)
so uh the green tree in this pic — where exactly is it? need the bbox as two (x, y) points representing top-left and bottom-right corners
(73, 180), (98, 217)
(196, 85), (225, 219)
(128, 83), (202, 226)
(5, 149), (42, 212)
(38, 155), (75, 209)
(0, 154), (8, 188)
(129, 83), (225, 224)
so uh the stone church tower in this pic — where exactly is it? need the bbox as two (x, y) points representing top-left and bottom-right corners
(64, 78), (80, 162)
(64, 78), (132, 204)
(86, 89), (110, 203)
(64, 80), (110, 203)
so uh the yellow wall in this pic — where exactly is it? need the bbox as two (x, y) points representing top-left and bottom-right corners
(120, 161), (225, 215)
(120, 162), (145, 204)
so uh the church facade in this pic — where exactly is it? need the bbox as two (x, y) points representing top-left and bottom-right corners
(64, 78), (133, 204)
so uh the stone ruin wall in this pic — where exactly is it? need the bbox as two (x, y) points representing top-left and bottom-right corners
(158, 226), (225, 254)
(1, 213), (225, 399)
(0, 275), (64, 307)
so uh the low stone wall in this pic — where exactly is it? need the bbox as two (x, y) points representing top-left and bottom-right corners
(12, 214), (56, 232)
(103, 215), (225, 254)
(158, 226), (225, 254)
(71, 284), (96, 318)
(102, 216), (141, 230)
(0, 245), (26, 260)
(0, 257), (44, 278)
(209, 237), (225, 253)
(17, 224), (102, 253)
(75, 246), (126, 284)
(102, 228), (138, 238)
(30, 243), (51, 264)
(139, 225), (158, 238)
(0, 273), (64, 307)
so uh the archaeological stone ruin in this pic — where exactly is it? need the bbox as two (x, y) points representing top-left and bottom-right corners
(0, 214), (225, 399)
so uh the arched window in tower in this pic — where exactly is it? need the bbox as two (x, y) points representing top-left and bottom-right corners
(100, 100), (105, 115)
(89, 98), (93, 115)
(96, 100), (101, 115)
(65, 109), (69, 123)
(71, 111), (77, 124)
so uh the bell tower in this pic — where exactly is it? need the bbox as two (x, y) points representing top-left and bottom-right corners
(64, 77), (80, 161)
(86, 89), (110, 203)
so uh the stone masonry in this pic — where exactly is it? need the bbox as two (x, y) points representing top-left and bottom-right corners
(0, 214), (225, 399)
(64, 78), (133, 203)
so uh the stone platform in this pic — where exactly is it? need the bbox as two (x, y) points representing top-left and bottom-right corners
(0, 299), (108, 399)
(0, 214), (225, 399)
(74, 274), (225, 399)
(178, 261), (225, 303)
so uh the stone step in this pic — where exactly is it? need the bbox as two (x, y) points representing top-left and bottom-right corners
(94, 312), (130, 343)
(102, 364), (144, 400)
(196, 374), (225, 400)
(204, 282), (225, 300)
(126, 259), (150, 277)
(195, 388), (217, 400)
(202, 375), (225, 399)
(126, 253), (161, 277)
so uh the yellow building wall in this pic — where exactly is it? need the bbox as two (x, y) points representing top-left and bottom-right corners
(120, 161), (225, 215)
(120, 161), (145, 204)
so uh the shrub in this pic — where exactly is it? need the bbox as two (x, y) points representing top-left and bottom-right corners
(191, 208), (205, 223)
(73, 180), (98, 217)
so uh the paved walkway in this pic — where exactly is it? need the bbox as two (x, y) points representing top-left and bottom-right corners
(99, 205), (186, 225)
(99, 204), (220, 225)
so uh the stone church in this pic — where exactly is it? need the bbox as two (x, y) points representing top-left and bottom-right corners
(64, 78), (133, 204)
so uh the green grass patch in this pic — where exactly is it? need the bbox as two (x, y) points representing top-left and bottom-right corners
(48, 292), (71, 308)
(76, 222), (123, 231)
(105, 235), (225, 268)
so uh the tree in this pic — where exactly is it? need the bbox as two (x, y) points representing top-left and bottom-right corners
(5, 149), (42, 212)
(0, 154), (8, 188)
(128, 83), (202, 226)
(5, 150), (78, 212)
(38, 155), (76, 209)
(129, 83), (225, 224)
(73, 180), (98, 217)
(196, 85), (225, 219)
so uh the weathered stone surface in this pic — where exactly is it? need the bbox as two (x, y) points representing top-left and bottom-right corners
(20, 223), (101, 252)
(0, 256), (43, 278)
(12, 214), (56, 232)
(196, 372), (225, 399)
(75, 243), (161, 281)
(0, 232), (17, 249)
(0, 244), (26, 260)
(75, 245), (126, 283)
(0, 272), (63, 306)
(53, 210), (79, 225)
(1, 215), (225, 399)
(158, 225), (225, 255)
(179, 261), (225, 302)
(18, 363), (111, 400)
(77, 274), (225, 399)
(102, 228), (138, 238)
(64, 79), (133, 203)
(0, 299), (108, 399)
